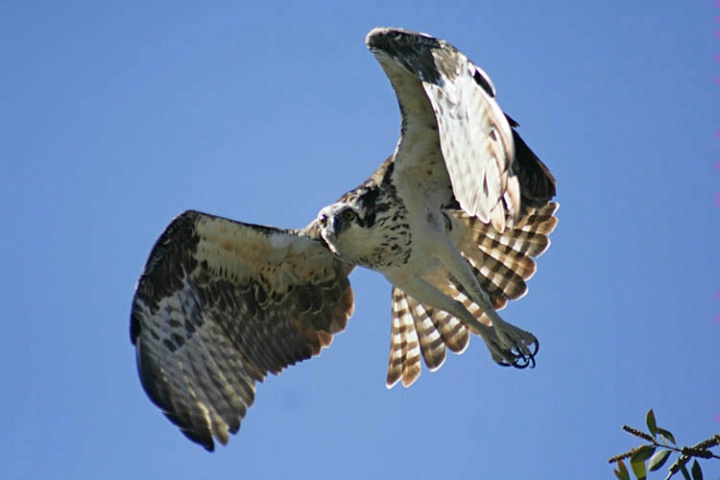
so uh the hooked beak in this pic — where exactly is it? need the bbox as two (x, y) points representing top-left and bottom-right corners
(318, 208), (337, 239)
(318, 206), (350, 240)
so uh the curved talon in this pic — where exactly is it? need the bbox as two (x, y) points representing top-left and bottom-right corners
(491, 338), (539, 369)
(513, 338), (539, 369)
(480, 320), (540, 370)
(518, 338), (539, 357)
(511, 352), (534, 369)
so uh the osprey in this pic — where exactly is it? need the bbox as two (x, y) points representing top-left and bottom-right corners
(130, 27), (558, 450)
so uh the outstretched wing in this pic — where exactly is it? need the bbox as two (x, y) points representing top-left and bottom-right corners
(130, 211), (354, 450)
(366, 27), (555, 232)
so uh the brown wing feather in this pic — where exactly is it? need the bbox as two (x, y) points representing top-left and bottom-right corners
(366, 28), (556, 233)
(455, 202), (559, 306)
(367, 28), (517, 232)
(130, 211), (354, 450)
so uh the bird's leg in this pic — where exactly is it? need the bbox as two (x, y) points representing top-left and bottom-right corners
(383, 271), (528, 367)
(433, 238), (538, 368)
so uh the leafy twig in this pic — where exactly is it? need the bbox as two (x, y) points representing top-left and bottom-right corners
(609, 409), (719, 480)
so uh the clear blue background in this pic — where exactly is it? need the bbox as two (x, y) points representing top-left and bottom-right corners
(2, 1), (718, 479)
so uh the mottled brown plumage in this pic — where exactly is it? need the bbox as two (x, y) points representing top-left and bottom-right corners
(131, 212), (353, 450)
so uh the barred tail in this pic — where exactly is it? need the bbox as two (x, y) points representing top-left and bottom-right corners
(385, 202), (558, 387)
(387, 287), (470, 388)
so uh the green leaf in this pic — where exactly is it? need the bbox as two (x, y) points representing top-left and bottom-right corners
(631, 445), (656, 464)
(679, 463), (692, 480)
(615, 460), (631, 480)
(690, 460), (703, 480)
(631, 458), (647, 480)
(646, 409), (658, 437)
(630, 446), (654, 480)
(657, 427), (677, 445)
(649, 449), (672, 471)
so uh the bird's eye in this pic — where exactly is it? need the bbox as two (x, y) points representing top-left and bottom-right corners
(342, 209), (356, 221)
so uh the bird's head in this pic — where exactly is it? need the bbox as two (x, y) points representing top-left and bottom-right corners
(317, 202), (370, 257)
(316, 187), (410, 268)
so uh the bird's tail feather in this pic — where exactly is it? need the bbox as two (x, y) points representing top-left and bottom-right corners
(387, 287), (470, 388)
(385, 202), (558, 388)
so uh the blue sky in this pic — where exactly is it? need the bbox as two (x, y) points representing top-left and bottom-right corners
(2, 1), (718, 479)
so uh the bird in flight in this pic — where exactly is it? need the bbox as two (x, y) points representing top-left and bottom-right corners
(130, 27), (558, 451)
